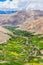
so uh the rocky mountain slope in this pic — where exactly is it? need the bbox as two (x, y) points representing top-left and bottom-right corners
(0, 26), (12, 44)
(0, 10), (43, 26)
(18, 17), (43, 34)
(0, 10), (43, 34)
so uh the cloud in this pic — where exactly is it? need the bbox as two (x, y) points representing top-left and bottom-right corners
(26, 0), (43, 10)
(0, 0), (31, 11)
(0, 0), (19, 10)
(0, 0), (43, 11)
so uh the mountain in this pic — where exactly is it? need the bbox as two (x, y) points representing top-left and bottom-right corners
(18, 17), (43, 34)
(0, 10), (43, 26)
(0, 10), (43, 34)
(0, 26), (12, 44)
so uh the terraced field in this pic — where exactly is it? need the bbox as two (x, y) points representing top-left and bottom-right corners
(0, 26), (43, 65)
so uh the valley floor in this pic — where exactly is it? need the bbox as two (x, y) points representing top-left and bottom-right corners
(0, 26), (43, 65)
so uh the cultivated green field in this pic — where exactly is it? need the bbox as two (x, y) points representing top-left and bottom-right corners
(0, 26), (43, 65)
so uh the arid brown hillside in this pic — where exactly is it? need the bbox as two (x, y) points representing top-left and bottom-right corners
(0, 26), (12, 44)
(18, 17), (43, 34)
(0, 10), (43, 34)
(0, 10), (43, 26)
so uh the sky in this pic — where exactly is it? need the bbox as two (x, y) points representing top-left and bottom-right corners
(0, 0), (43, 11)
(0, 0), (6, 2)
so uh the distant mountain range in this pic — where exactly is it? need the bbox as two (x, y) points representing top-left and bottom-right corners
(0, 10), (43, 25)
(0, 10), (43, 34)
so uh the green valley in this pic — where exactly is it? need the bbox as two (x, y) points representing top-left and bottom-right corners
(0, 26), (43, 65)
